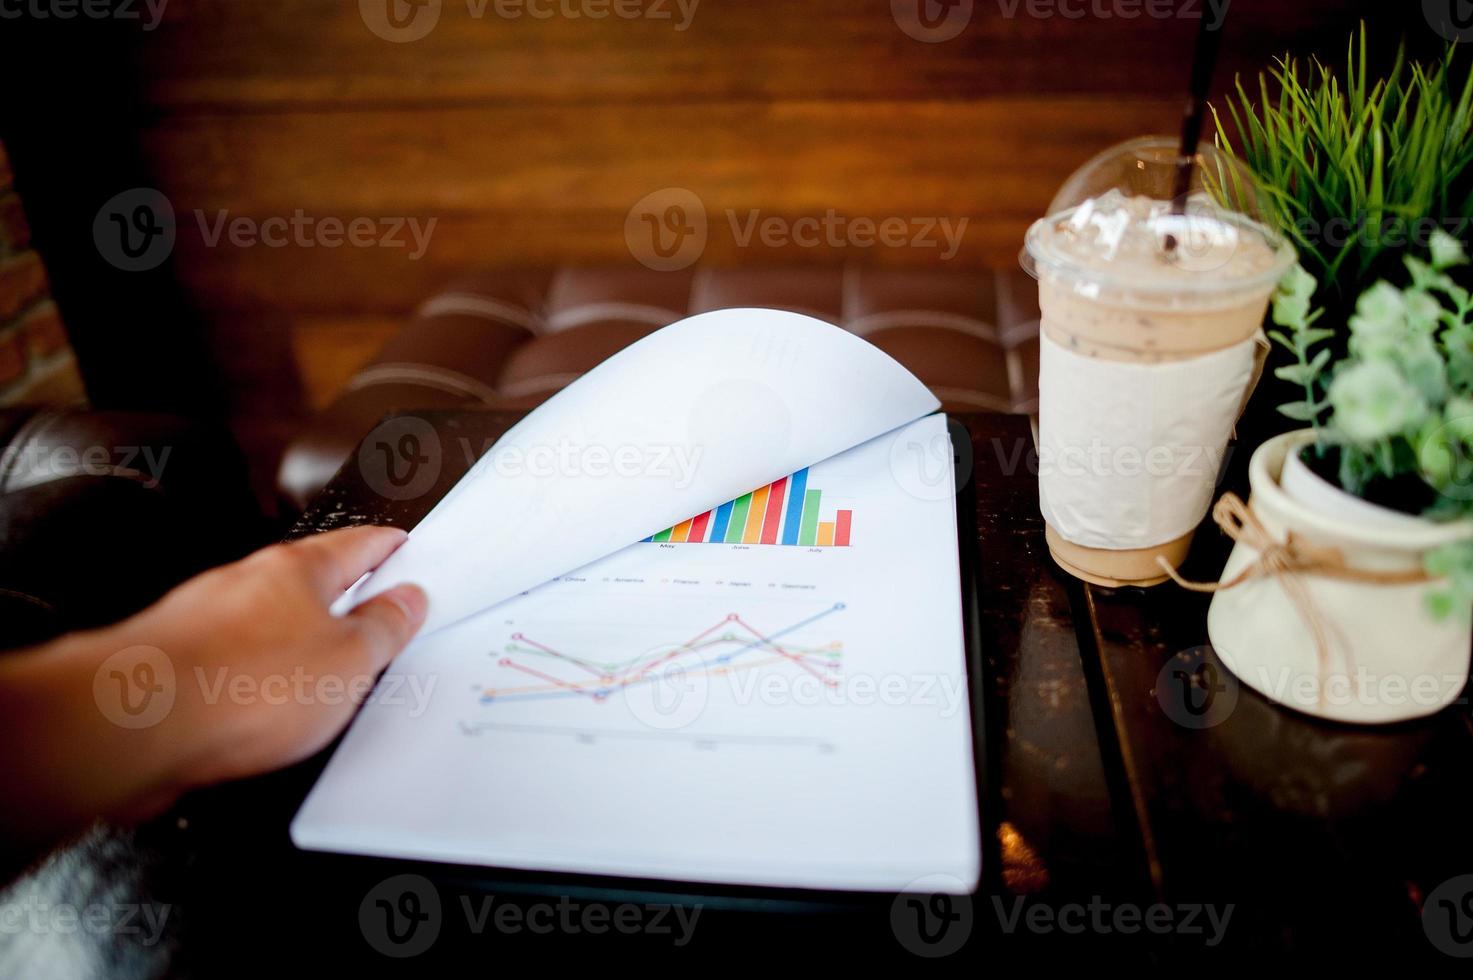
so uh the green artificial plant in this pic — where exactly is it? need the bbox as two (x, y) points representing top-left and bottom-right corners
(1272, 229), (1473, 617)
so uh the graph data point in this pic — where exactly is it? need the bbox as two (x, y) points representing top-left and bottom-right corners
(483, 604), (843, 706)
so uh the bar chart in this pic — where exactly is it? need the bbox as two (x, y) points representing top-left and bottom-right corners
(643, 468), (854, 547)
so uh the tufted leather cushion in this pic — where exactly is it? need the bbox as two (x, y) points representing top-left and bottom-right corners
(278, 266), (1042, 511)
(0, 409), (262, 645)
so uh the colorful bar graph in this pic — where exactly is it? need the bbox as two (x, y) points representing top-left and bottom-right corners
(741, 484), (770, 543)
(724, 493), (752, 543)
(760, 477), (787, 544)
(709, 499), (734, 543)
(834, 509), (852, 547)
(645, 466), (854, 548)
(798, 489), (821, 546)
(782, 468), (809, 546)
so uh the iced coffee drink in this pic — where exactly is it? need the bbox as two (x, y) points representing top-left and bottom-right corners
(1023, 140), (1295, 586)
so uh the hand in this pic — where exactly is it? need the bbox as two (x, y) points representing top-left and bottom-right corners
(134, 524), (429, 789)
(0, 526), (428, 849)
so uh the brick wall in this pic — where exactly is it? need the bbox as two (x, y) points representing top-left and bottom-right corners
(0, 141), (86, 407)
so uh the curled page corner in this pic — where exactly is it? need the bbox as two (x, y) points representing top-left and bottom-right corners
(343, 307), (941, 634)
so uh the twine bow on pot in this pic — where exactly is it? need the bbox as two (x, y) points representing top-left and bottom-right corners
(1156, 493), (1430, 689)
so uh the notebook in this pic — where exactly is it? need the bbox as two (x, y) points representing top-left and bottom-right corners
(292, 309), (981, 893)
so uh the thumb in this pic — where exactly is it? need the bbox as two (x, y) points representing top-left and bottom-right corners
(346, 583), (429, 671)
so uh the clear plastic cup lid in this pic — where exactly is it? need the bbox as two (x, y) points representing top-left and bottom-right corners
(1021, 136), (1297, 302)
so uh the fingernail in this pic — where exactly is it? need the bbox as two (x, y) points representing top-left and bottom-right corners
(385, 584), (429, 629)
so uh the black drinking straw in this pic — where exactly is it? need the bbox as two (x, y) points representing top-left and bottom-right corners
(1166, 13), (1228, 253)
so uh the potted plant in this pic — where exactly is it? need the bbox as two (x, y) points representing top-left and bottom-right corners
(1203, 232), (1473, 724)
(1215, 25), (1473, 438)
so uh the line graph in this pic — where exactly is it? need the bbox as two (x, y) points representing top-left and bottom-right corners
(457, 722), (838, 753)
(478, 602), (846, 706)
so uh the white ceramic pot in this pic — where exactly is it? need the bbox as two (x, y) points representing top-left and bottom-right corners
(1207, 430), (1473, 724)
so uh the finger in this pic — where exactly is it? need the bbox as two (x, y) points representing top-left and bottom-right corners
(345, 584), (429, 672)
(290, 525), (409, 604)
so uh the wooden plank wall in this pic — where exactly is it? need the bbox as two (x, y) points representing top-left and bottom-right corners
(113, 0), (1389, 487)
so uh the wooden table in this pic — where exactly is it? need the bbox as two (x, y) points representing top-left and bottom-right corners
(11, 409), (1472, 971)
(274, 409), (1473, 964)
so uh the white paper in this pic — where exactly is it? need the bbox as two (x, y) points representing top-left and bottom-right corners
(343, 308), (941, 635)
(294, 415), (980, 892)
(1037, 330), (1259, 550)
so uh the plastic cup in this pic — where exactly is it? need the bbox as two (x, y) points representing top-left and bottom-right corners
(1022, 136), (1297, 587)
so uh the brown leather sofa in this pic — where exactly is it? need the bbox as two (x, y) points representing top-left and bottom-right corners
(0, 265), (1039, 642)
(0, 409), (261, 646)
(278, 266), (1042, 512)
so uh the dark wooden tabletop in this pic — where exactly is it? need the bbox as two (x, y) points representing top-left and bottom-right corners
(8, 409), (1472, 972)
(273, 409), (1473, 964)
